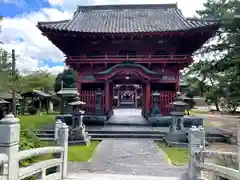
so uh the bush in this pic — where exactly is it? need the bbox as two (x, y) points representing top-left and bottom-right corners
(27, 107), (38, 115)
(19, 130), (41, 166)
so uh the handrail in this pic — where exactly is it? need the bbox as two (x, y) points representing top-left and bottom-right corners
(196, 162), (239, 179)
(18, 147), (63, 161)
(202, 150), (238, 163)
(188, 125), (240, 180)
(0, 114), (69, 180)
(0, 153), (8, 165)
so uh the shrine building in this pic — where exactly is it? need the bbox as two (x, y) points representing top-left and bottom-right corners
(37, 4), (219, 122)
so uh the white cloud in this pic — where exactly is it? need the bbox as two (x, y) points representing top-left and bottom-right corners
(0, 0), (207, 75)
(0, 8), (72, 74)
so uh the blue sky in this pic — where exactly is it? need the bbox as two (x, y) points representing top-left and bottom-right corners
(0, 0), (205, 74)
(0, 0), (52, 17)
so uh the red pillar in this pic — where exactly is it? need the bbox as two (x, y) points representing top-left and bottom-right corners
(142, 86), (145, 112)
(145, 81), (151, 114)
(105, 80), (110, 113)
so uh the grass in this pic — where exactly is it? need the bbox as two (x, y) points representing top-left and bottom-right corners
(156, 143), (189, 166)
(68, 141), (100, 162)
(25, 141), (100, 164)
(18, 114), (56, 130)
(18, 114), (100, 163)
(190, 109), (209, 115)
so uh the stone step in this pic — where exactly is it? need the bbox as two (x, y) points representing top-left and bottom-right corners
(88, 133), (165, 139)
(87, 130), (166, 135)
(38, 137), (54, 141)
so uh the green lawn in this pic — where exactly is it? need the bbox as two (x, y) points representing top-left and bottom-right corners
(190, 109), (209, 115)
(18, 114), (56, 130)
(30, 141), (100, 163)
(18, 114), (99, 163)
(156, 143), (189, 166)
(68, 141), (100, 162)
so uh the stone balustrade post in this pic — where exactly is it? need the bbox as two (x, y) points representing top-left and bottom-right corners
(54, 119), (62, 143)
(0, 114), (20, 180)
(58, 123), (69, 179)
(188, 126), (205, 180)
(238, 121), (240, 176)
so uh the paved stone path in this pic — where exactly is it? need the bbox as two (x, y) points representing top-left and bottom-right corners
(68, 173), (183, 180)
(68, 139), (187, 179)
(107, 109), (148, 125)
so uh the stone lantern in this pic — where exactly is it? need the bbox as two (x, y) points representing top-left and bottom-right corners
(56, 87), (79, 114)
(150, 91), (161, 116)
(165, 92), (189, 147)
(169, 92), (189, 131)
(68, 96), (86, 128)
(95, 88), (103, 115)
(67, 97), (90, 145)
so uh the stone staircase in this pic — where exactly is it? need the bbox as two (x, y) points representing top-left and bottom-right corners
(34, 124), (233, 144)
(87, 128), (165, 140)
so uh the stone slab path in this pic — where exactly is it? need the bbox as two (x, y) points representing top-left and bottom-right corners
(68, 139), (188, 179)
(68, 173), (183, 180)
(107, 109), (148, 125)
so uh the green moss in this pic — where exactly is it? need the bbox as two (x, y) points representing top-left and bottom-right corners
(19, 114), (55, 130)
(156, 143), (189, 166)
(68, 141), (100, 162)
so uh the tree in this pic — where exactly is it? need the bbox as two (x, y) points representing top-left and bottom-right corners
(0, 49), (12, 92)
(18, 70), (56, 93)
(54, 69), (77, 93)
(183, 0), (240, 112)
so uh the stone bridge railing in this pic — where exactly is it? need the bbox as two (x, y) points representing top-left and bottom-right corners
(188, 125), (240, 180)
(0, 114), (69, 180)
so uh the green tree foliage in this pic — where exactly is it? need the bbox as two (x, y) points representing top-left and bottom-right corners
(18, 70), (56, 93)
(54, 69), (77, 93)
(183, 0), (240, 112)
(0, 49), (12, 92)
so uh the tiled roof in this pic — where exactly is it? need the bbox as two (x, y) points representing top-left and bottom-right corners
(37, 4), (218, 33)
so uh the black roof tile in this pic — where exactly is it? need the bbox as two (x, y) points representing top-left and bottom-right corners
(37, 4), (218, 33)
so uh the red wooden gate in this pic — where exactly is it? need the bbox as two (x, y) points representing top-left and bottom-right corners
(80, 90), (105, 114)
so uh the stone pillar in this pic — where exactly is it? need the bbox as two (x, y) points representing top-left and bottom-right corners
(145, 82), (151, 115)
(95, 89), (103, 114)
(0, 114), (20, 180)
(238, 121), (240, 174)
(54, 119), (62, 143)
(57, 123), (69, 179)
(188, 126), (205, 180)
(48, 101), (54, 112)
(105, 81), (110, 113)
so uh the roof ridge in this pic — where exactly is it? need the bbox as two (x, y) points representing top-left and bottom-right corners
(187, 17), (219, 22)
(77, 3), (178, 11)
(38, 19), (69, 25)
